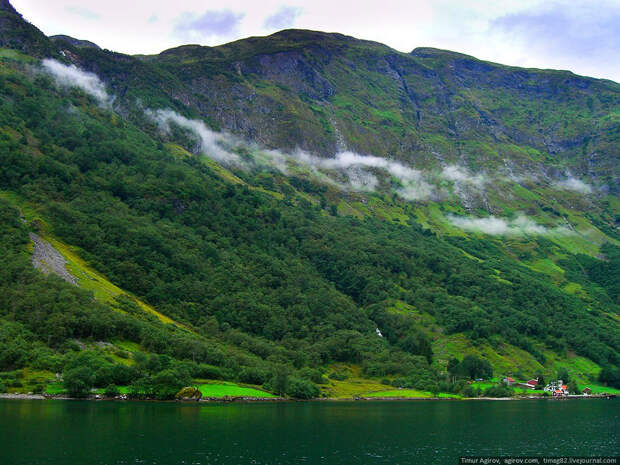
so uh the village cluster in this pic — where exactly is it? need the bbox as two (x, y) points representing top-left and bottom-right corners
(501, 377), (593, 397)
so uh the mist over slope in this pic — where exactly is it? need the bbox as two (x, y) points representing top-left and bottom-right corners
(0, 0), (618, 397)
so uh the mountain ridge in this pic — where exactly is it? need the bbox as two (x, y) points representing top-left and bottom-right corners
(0, 0), (618, 398)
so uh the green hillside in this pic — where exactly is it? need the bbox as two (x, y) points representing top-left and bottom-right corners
(0, 0), (618, 399)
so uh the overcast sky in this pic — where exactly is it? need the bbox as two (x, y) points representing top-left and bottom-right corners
(12, 0), (620, 81)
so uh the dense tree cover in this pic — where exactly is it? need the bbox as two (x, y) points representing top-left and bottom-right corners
(447, 356), (493, 380)
(598, 366), (620, 389)
(0, 56), (617, 397)
(483, 384), (514, 398)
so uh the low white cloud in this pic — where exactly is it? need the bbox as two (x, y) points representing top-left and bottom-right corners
(146, 108), (436, 199)
(296, 151), (434, 200)
(441, 165), (487, 188)
(146, 108), (242, 165)
(41, 59), (112, 107)
(553, 177), (592, 194)
(448, 214), (571, 236)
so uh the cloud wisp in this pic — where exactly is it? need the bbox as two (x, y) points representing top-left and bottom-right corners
(264, 6), (303, 30)
(441, 165), (487, 188)
(147, 108), (243, 165)
(489, 1), (620, 81)
(448, 214), (571, 236)
(147, 108), (436, 199)
(65, 6), (100, 21)
(41, 59), (112, 107)
(298, 151), (433, 200)
(553, 177), (592, 194)
(37, 61), (594, 206)
(173, 10), (245, 42)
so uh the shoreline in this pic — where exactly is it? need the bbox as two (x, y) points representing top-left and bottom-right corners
(0, 393), (615, 403)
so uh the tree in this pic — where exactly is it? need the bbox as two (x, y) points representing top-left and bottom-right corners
(567, 380), (580, 395)
(483, 384), (513, 398)
(557, 368), (570, 383)
(447, 358), (460, 376)
(458, 355), (492, 379)
(64, 366), (94, 397)
(152, 369), (191, 400)
(287, 378), (319, 399)
(535, 374), (546, 390)
(104, 384), (120, 397)
(269, 365), (290, 396)
(598, 366), (620, 389)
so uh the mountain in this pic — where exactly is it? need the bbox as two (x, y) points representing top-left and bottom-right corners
(0, 0), (618, 399)
(50, 35), (100, 50)
(0, 0), (56, 56)
(71, 29), (619, 191)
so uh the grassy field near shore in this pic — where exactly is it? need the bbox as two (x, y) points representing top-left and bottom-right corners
(197, 383), (277, 398)
(363, 390), (461, 399)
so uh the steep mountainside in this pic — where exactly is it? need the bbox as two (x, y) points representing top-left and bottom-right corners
(69, 30), (619, 191)
(0, 0), (618, 398)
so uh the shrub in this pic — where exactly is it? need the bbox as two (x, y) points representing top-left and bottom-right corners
(32, 384), (44, 394)
(152, 369), (191, 400)
(328, 372), (348, 381)
(0, 382), (6, 393)
(195, 364), (225, 380)
(264, 365), (289, 396)
(104, 384), (120, 397)
(567, 381), (580, 395)
(298, 367), (327, 385)
(238, 367), (269, 385)
(458, 355), (493, 379)
(483, 384), (513, 398)
(94, 365), (115, 388)
(461, 385), (478, 397)
(287, 378), (320, 399)
(64, 366), (94, 397)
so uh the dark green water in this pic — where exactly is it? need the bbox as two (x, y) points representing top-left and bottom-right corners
(0, 399), (617, 464)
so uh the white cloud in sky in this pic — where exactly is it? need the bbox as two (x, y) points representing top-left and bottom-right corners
(65, 6), (100, 21)
(264, 6), (302, 30)
(10, 0), (619, 81)
(173, 10), (245, 42)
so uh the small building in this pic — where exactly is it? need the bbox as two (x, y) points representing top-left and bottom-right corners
(503, 376), (515, 386)
(583, 387), (592, 395)
(526, 379), (538, 388)
(517, 382), (536, 390)
(544, 380), (564, 392)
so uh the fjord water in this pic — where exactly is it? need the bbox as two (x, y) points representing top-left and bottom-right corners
(1, 399), (617, 464)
